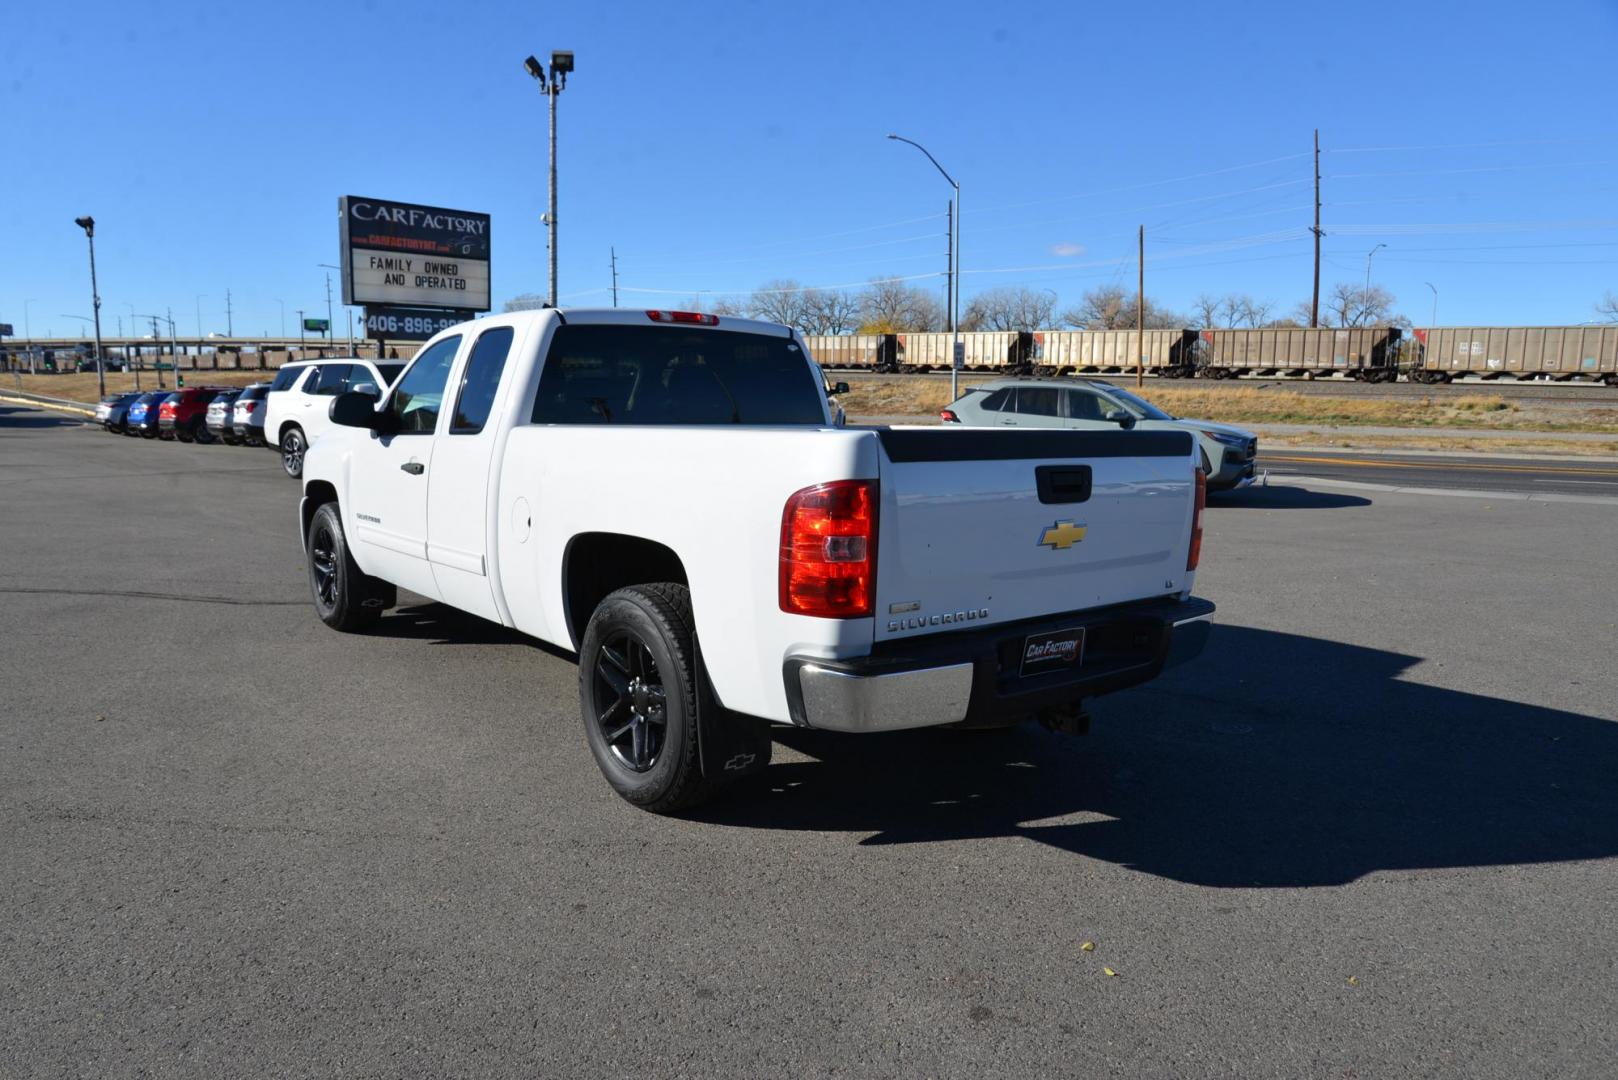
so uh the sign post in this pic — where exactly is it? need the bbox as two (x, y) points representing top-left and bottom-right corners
(339, 196), (491, 360)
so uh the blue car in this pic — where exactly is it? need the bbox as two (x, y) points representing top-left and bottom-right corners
(125, 391), (176, 439)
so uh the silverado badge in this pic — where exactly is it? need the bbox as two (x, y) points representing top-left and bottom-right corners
(1038, 521), (1088, 550)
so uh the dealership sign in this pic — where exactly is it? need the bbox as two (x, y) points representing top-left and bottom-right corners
(340, 196), (491, 313)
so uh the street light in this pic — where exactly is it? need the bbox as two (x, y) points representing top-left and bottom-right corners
(73, 215), (106, 398)
(1363, 243), (1387, 324)
(524, 49), (574, 306)
(887, 133), (961, 399)
(1425, 281), (1438, 329)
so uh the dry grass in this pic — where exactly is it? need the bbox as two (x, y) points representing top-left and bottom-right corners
(1260, 432), (1618, 457)
(11, 370), (272, 403)
(840, 378), (1618, 434)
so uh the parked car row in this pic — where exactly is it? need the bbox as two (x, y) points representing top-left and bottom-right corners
(92, 358), (406, 474)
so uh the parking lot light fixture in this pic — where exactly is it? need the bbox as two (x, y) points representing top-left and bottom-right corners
(73, 216), (106, 398)
(525, 49), (574, 306)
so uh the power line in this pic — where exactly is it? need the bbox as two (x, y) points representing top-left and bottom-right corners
(971, 153), (1312, 216)
(622, 230), (944, 267)
(617, 211), (947, 260)
(1328, 160), (1618, 180)
(1327, 134), (1618, 154)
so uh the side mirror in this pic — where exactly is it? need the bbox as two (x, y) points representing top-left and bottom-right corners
(330, 390), (384, 430)
(828, 381), (850, 396)
(350, 382), (380, 400)
(1107, 410), (1137, 429)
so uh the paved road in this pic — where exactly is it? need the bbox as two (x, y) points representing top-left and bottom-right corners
(841, 369), (1618, 405)
(4, 403), (1617, 1078)
(1257, 447), (1618, 497)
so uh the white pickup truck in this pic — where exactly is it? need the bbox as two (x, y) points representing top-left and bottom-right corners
(299, 307), (1214, 812)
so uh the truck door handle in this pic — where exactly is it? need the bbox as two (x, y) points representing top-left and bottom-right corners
(401, 461), (425, 475)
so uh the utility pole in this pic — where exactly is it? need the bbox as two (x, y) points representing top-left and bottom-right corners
(225, 289), (234, 337)
(945, 200), (954, 331)
(1310, 128), (1322, 328)
(524, 50), (574, 306)
(324, 272), (336, 354)
(610, 246), (619, 307)
(167, 307), (178, 375)
(297, 309), (306, 353)
(1137, 224), (1145, 390)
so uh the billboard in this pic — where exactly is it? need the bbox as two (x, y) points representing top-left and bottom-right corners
(303, 318), (330, 333)
(361, 306), (473, 342)
(340, 196), (491, 312)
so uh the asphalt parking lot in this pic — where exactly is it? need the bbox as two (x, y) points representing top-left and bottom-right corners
(4, 403), (1617, 1078)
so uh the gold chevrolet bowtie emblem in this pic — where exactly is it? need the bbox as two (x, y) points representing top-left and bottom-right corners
(1038, 521), (1088, 550)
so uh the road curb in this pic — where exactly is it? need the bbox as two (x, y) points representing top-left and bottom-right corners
(1285, 474), (1618, 507)
(0, 392), (97, 418)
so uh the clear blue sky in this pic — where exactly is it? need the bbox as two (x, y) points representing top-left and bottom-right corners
(5, 0), (1617, 340)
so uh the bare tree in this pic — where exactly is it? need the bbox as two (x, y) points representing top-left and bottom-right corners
(961, 287), (1057, 331)
(1597, 291), (1618, 322)
(1191, 293), (1222, 328)
(1323, 282), (1402, 328)
(857, 277), (945, 332)
(1057, 285), (1129, 329)
(677, 295), (747, 316)
(1059, 285), (1183, 329)
(745, 279), (815, 329)
(800, 288), (862, 335)
(503, 293), (547, 312)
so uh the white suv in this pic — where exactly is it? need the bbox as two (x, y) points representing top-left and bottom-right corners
(265, 357), (406, 477)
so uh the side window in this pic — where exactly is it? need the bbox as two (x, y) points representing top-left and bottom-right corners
(387, 335), (462, 435)
(269, 366), (302, 392)
(1067, 390), (1106, 421)
(1016, 386), (1062, 417)
(978, 388), (1010, 412)
(314, 364), (352, 395)
(451, 327), (514, 435)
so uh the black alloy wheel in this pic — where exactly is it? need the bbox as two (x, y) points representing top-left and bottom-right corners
(281, 428), (305, 478)
(590, 631), (668, 772)
(309, 518), (340, 612)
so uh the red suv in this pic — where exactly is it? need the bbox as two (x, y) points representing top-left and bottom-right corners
(157, 387), (226, 443)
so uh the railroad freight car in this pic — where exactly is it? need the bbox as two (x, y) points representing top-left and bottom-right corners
(1197, 327), (1401, 381)
(801, 333), (892, 371)
(1406, 326), (1618, 384)
(894, 331), (1035, 373)
(1032, 329), (1200, 377)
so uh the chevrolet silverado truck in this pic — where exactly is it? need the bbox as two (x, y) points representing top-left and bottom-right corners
(298, 308), (1214, 812)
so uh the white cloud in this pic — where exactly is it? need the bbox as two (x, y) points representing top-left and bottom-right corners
(1050, 242), (1086, 257)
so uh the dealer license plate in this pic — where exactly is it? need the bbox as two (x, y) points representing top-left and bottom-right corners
(1019, 626), (1086, 677)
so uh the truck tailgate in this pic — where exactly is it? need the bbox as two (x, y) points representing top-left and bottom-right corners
(873, 427), (1197, 643)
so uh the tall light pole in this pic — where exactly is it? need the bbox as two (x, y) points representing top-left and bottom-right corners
(888, 133), (961, 399)
(525, 50), (574, 307)
(194, 294), (207, 341)
(73, 216), (106, 399)
(275, 298), (285, 339)
(1363, 243), (1387, 325)
(1425, 281), (1438, 329)
(23, 298), (37, 374)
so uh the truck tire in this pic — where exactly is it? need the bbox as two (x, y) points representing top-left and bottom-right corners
(281, 426), (306, 478)
(578, 583), (717, 814)
(191, 420), (214, 445)
(305, 502), (391, 632)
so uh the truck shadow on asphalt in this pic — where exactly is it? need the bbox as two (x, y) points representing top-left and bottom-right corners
(697, 624), (1617, 888)
(1207, 484), (1372, 510)
(0, 404), (83, 430)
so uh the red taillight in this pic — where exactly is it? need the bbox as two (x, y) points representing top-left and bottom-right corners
(1187, 467), (1206, 570)
(241, 401), (258, 412)
(939, 408), (960, 422)
(647, 310), (719, 326)
(779, 480), (877, 618)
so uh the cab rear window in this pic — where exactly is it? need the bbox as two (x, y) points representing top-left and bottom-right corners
(531, 325), (825, 426)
